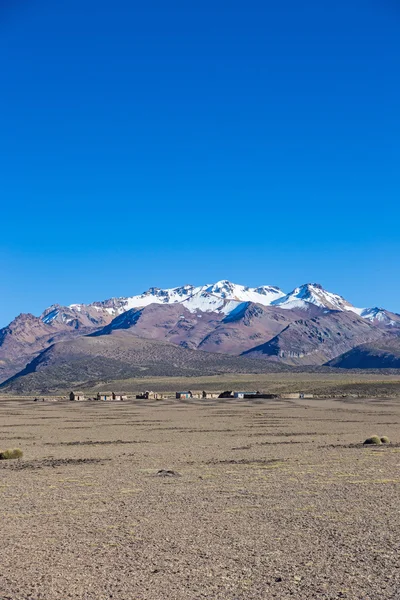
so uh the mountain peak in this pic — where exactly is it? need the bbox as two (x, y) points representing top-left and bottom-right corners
(0, 278), (398, 387)
(204, 281), (236, 296)
(8, 313), (40, 327)
(273, 283), (355, 312)
(302, 282), (324, 290)
(35, 280), (389, 331)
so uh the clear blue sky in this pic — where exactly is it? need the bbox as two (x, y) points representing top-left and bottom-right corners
(1, 0), (399, 326)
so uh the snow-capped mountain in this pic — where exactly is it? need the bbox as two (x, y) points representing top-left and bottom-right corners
(39, 280), (400, 326)
(201, 281), (285, 304)
(356, 307), (400, 326)
(272, 283), (357, 312)
(1, 279), (400, 386)
(120, 281), (286, 314)
(270, 284), (400, 327)
(41, 280), (286, 324)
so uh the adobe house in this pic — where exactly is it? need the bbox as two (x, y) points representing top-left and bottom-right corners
(280, 393), (314, 399)
(136, 391), (157, 399)
(98, 393), (127, 401)
(218, 391), (233, 398)
(69, 391), (85, 401)
(202, 391), (219, 399)
(234, 391), (278, 399)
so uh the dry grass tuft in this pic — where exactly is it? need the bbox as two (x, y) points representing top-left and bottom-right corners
(363, 435), (381, 446)
(380, 436), (390, 444)
(0, 448), (23, 460)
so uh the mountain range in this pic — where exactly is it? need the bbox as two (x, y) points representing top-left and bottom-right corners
(1, 280), (400, 391)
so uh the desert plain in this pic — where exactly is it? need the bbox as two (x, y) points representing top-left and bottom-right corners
(0, 393), (399, 600)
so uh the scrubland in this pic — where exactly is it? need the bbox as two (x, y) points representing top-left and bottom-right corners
(0, 394), (399, 599)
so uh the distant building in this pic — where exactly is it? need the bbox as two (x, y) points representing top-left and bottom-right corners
(94, 393), (126, 401)
(176, 391), (193, 399)
(110, 393), (127, 401)
(218, 391), (233, 398)
(106, 394), (127, 401)
(280, 393), (314, 399)
(69, 391), (85, 401)
(234, 391), (278, 399)
(136, 391), (158, 400)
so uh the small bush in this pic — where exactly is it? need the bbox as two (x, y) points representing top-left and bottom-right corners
(380, 436), (390, 444)
(0, 448), (23, 460)
(363, 435), (381, 445)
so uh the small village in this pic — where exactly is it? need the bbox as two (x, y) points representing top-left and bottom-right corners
(67, 390), (314, 402)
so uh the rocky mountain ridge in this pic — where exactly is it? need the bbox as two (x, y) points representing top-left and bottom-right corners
(39, 280), (399, 325)
(1, 280), (399, 386)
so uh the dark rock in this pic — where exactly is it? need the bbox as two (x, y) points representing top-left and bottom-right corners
(156, 469), (181, 477)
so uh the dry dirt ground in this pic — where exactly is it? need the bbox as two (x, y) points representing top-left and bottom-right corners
(0, 395), (399, 600)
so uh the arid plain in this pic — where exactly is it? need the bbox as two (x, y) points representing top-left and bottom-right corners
(0, 394), (399, 600)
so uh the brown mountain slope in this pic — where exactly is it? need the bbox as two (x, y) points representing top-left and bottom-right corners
(41, 303), (115, 329)
(0, 313), (99, 383)
(94, 302), (301, 355)
(196, 303), (299, 354)
(95, 303), (223, 349)
(326, 337), (400, 368)
(0, 330), (291, 393)
(242, 311), (387, 366)
(0, 303), (120, 383)
(2, 292), (398, 387)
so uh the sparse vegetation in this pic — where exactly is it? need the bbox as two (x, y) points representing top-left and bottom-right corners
(380, 436), (390, 444)
(82, 372), (400, 398)
(0, 394), (398, 599)
(2, 362), (400, 399)
(363, 435), (381, 445)
(0, 447), (23, 460)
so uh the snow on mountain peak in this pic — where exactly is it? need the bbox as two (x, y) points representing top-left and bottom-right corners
(38, 280), (395, 327)
(204, 280), (236, 296)
(114, 280), (286, 314)
(272, 283), (357, 312)
(358, 307), (399, 326)
(200, 281), (285, 305)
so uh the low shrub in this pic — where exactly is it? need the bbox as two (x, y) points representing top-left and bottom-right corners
(380, 436), (390, 444)
(0, 448), (23, 460)
(363, 435), (381, 445)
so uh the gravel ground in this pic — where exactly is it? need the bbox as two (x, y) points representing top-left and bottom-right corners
(0, 396), (399, 600)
